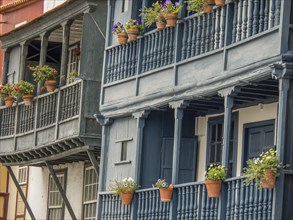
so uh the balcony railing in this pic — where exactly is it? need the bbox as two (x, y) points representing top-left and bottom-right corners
(98, 176), (274, 219)
(104, 0), (281, 85)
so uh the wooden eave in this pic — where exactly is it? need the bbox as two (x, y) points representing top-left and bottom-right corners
(0, 0), (39, 14)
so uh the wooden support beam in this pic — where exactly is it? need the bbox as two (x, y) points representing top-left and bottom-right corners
(19, 41), (29, 80)
(45, 162), (77, 220)
(6, 166), (36, 220)
(87, 150), (100, 177)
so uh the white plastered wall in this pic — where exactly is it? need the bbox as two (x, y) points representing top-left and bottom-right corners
(196, 102), (278, 181)
(44, 0), (66, 13)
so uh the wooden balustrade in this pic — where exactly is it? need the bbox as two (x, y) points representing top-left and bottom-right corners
(0, 80), (82, 138)
(98, 176), (274, 220)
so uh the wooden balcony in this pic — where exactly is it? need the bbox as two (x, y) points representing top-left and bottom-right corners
(98, 176), (274, 220)
(0, 80), (101, 166)
(101, 0), (285, 115)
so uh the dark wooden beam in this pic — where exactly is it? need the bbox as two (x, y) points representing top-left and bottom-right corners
(87, 150), (100, 177)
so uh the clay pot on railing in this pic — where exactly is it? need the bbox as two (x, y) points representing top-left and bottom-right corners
(205, 180), (222, 198)
(22, 95), (33, 106)
(159, 185), (174, 202)
(156, 16), (166, 30)
(261, 169), (276, 189)
(45, 80), (57, 92)
(4, 96), (13, 108)
(117, 32), (128, 45)
(165, 13), (178, 27)
(120, 191), (134, 205)
(127, 28), (139, 41)
(215, 0), (225, 6)
(204, 5), (213, 13)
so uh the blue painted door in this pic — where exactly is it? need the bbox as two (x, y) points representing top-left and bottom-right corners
(161, 138), (197, 184)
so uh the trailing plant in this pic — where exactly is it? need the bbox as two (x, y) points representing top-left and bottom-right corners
(0, 83), (14, 99)
(112, 22), (126, 34)
(140, 1), (166, 28)
(11, 80), (34, 97)
(186, 0), (207, 14)
(109, 177), (139, 196)
(154, 179), (171, 189)
(243, 148), (286, 189)
(161, 0), (182, 14)
(205, 164), (226, 181)
(28, 65), (59, 82)
(125, 19), (144, 32)
(68, 70), (79, 84)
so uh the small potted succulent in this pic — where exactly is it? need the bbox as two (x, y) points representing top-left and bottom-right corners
(112, 22), (128, 45)
(205, 164), (226, 198)
(0, 83), (14, 107)
(186, 0), (214, 14)
(11, 80), (35, 106)
(125, 19), (144, 41)
(161, 0), (182, 27)
(29, 65), (59, 92)
(140, 1), (166, 30)
(243, 149), (286, 189)
(109, 177), (139, 205)
(154, 179), (173, 202)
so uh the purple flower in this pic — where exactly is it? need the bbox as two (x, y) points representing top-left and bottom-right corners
(175, 2), (180, 6)
(136, 18), (142, 25)
(165, 0), (172, 5)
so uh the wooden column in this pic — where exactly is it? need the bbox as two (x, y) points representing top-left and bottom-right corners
(2, 48), (10, 84)
(271, 63), (292, 220)
(6, 166), (36, 220)
(60, 20), (73, 87)
(19, 41), (29, 80)
(45, 162), (77, 220)
(39, 32), (49, 67)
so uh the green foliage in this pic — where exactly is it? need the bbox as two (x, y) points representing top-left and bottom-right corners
(243, 148), (286, 189)
(0, 83), (14, 99)
(205, 164), (226, 181)
(11, 80), (34, 97)
(161, 0), (183, 14)
(154, 179), (171, 189)
(112, 22), (126, 35)
(109, 177), (139, 196)
(125, 19), (144, 32)
(186, 0), (207, 14)
(28, 65), (59, 82)
(68, 70), (79, 84)
(140, 1), (166, 28)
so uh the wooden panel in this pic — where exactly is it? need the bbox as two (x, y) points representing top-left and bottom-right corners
(36, 127), (56, 146)
(58, 119), (79, 139)
(16, 133), (34, 151)
(0, 138), (14, 153)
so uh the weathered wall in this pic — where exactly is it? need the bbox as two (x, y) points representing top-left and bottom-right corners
(43, 0), (66, 13)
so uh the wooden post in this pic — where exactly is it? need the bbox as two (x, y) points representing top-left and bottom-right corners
(6, 166), (36, 220)
(45, 162), (77, 220)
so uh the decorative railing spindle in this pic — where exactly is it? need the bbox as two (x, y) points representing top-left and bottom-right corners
(264, 0), (269, 31)
(258, 188), (263, 219)
(242, 0), (248, 39)
(201, 13), (206, 54)
(259, 0), (265, 32)
(248, 0), (254, 37)
(221, 6), (226, 47)
(270, 0), (276, 28)
(232, 0), (238, 43)
(168, 28), (174, 64)
(253, 184), (258, 219)
(215, 8), (221, 49)
(181, 22), (188, 60)
(211, 11), (216, 51)
(196, 16), (202, 55)
(239, 180), (245, 220)
(237, 0), (243, 42)
(206, 13), (211, 53)
(275, 0), (280, 26)
(226, 181), (231, 219)
(253, 0), (259, 35)
(187, 19), (193, 58)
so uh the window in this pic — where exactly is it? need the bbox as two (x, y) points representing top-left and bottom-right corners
(121, 141), (128, 161)
(83, 166), (99, 220)
(121, 0), (129, 12)
(47, 170), (66, 220)
(207, 114), (238, 178)
(67, 44), (80, 84)
(15, 166), (28, 220)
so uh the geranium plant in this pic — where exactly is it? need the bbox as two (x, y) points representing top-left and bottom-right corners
(161, 0), (182, 14)
(0, 84), (14, 99)
(29, 65), (59, 82)
(112, 22), (126, 34)
(140, 1), (166, 28)
(205, 164), (226, 181)
(243, 148), (285, 189)
(125, 19), (144, 32)
(11, 80), (34, 97)
(109, 177), (139, 196)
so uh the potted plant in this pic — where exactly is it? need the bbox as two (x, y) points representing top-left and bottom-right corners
(11, 80), (35, 106)
(205, 164), (226, 198)
(140, 1), (166, 30)
(29, 65), (59, 92)
(112, 22), (128, 45)
(109, 177), (139, 205)
(243, 149), (285, 189)
(154, 179), (173, 202)
(68, 70), (79, 84)
(0, 84), (14, 108)
(215, 0), (225, 6)
(125, 19), (144, 41)
(186, 0), (214, 14)
(161, 0), (182, 27)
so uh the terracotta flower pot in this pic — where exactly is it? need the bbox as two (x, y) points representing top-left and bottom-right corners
(204, 5), (213, 13)
(120, 191), (134, 205)
(205, 180), (222, 198)
(127, 28), (139, 41)
(156, 21), (166, 30)
(22, 95), (33, 106)
(117, 32), (128, 45)
(261, 169), (276, 189)
(4, 96), (13, 108)
(207, 0), (215, 4)
(215, 0), (225, 6)
(159, 185), (173, 202)
(45, 80), (57, 92)
(165, 13), (178, 27)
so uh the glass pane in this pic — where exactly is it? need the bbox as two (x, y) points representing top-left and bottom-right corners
(211, 124), (216, 141)
(217, 124), (223, 142)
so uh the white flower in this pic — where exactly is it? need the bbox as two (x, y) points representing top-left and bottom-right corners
(123, 178), (127, 182)
(161, 183), (166, 188)
(128, 177), (134, 182)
